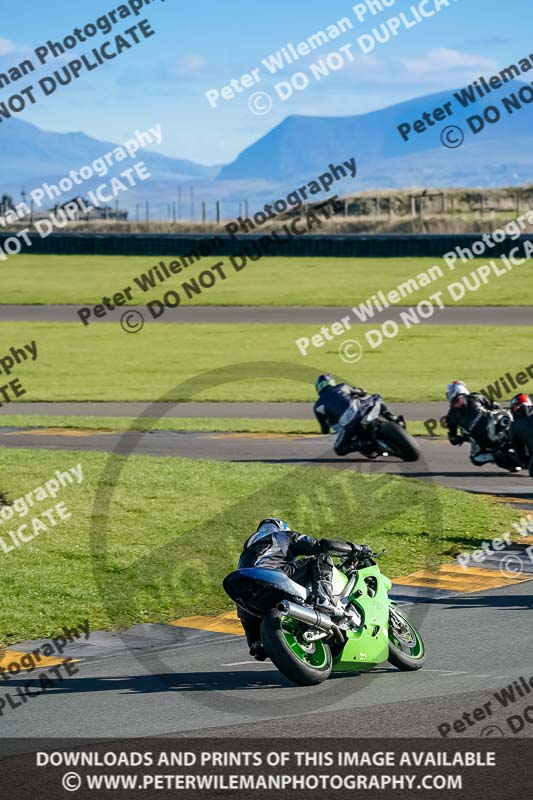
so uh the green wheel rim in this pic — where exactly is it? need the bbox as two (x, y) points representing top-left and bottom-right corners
(280, 618), (330, 670)
(389, 607), (425, 660)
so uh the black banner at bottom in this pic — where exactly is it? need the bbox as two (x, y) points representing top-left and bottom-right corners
(1, 737), (531, 799)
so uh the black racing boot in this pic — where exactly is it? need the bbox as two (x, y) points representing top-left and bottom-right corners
(249, 641), (267, 662)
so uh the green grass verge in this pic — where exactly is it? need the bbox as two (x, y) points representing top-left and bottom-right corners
(0, 415), (444, 437)
(4, 321), (532, 401)
(0, 447), (519, 645)
(3, 255), (532, 306)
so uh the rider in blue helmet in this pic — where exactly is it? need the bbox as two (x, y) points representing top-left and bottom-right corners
(236, 517), (369, 660)
(314, 373), (402, 456)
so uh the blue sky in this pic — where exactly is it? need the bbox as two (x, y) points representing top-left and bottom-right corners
(0, 0), (530, 165)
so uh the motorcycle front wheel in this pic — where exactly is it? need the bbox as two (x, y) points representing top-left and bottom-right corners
(260, 611), (332, 686)
(387, 605), (426, 670)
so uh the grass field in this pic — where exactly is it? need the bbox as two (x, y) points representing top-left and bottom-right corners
(3, 321), (531, 402)
(0, 447), (519, 645)
(0, 415), (442, 437)
(3, 254), (532, 306)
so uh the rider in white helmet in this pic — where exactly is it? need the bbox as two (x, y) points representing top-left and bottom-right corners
(445, 380), (518, 469)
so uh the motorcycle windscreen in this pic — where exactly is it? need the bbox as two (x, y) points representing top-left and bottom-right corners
(223, 567), (307, 616)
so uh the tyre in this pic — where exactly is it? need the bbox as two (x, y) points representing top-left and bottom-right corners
(379, 421), (421, 462)
(260, 611), (332, 686)
(494, 448), (521, 472)
(388, 605), (426, 671)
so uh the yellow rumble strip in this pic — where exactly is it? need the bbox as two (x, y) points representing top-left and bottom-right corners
(488, 495), (533, 506)
(206, 433), (321, 440)
(171, 610), (242, 635)
(0, 649), (78, 672)
(5, 428), (116, 437)
(170, 561), (533, 633)
(393, 564), (532, 592)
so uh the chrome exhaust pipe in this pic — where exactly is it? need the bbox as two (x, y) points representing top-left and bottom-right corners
(277, 599), (334, 632)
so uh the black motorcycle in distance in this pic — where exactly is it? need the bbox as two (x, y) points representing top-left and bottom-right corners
(341, 393), (421, 462)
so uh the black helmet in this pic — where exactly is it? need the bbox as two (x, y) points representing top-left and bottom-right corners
(315, 373), (335, 394)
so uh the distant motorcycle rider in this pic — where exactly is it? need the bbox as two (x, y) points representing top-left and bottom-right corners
(509, 393), (533, 477)
(445, 380), (519, 469)
(313, 373), (402, 456)
(236, 518), (370, 660)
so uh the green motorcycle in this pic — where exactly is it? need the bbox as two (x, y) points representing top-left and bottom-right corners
(223, 547), (426, 686)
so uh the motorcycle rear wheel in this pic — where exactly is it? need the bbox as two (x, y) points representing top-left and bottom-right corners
(378, 421), (421, 462)
(261, 611), (332, 686)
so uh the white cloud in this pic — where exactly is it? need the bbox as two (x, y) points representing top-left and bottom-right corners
(402, 48), (498, 75)
(176, 54), (207, 76)
(0, 38), (19, 56)
(0, 37), (31, 58)
(180, 53), (206, 72)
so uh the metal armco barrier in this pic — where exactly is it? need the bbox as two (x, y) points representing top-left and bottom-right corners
(2, 232), (533, 257)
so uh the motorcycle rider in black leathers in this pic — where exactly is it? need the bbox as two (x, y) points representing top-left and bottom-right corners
(445, 380), (519, 470)
(313, 373), (402, 456)
(236, 518), (370, 660)
(509, 393), (533, 477)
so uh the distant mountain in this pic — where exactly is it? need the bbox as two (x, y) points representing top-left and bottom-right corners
(218, 83), (533, 188)
(0, 118), (216, 188)
(2, 82), (531, 221)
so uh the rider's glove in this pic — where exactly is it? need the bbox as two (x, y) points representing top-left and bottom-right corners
(449, 434), (464, 446)
(352, 543), (373, 559)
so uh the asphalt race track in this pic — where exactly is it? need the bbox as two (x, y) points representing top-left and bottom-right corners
(2, 400), (445, 420)
(2, 305), (532, 747)
(0, 426), (532, 505)
(1, 582), (532, 745)
(1, 304), (529, 325)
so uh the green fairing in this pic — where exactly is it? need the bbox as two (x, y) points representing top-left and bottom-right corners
(333, 564), (392, 672)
